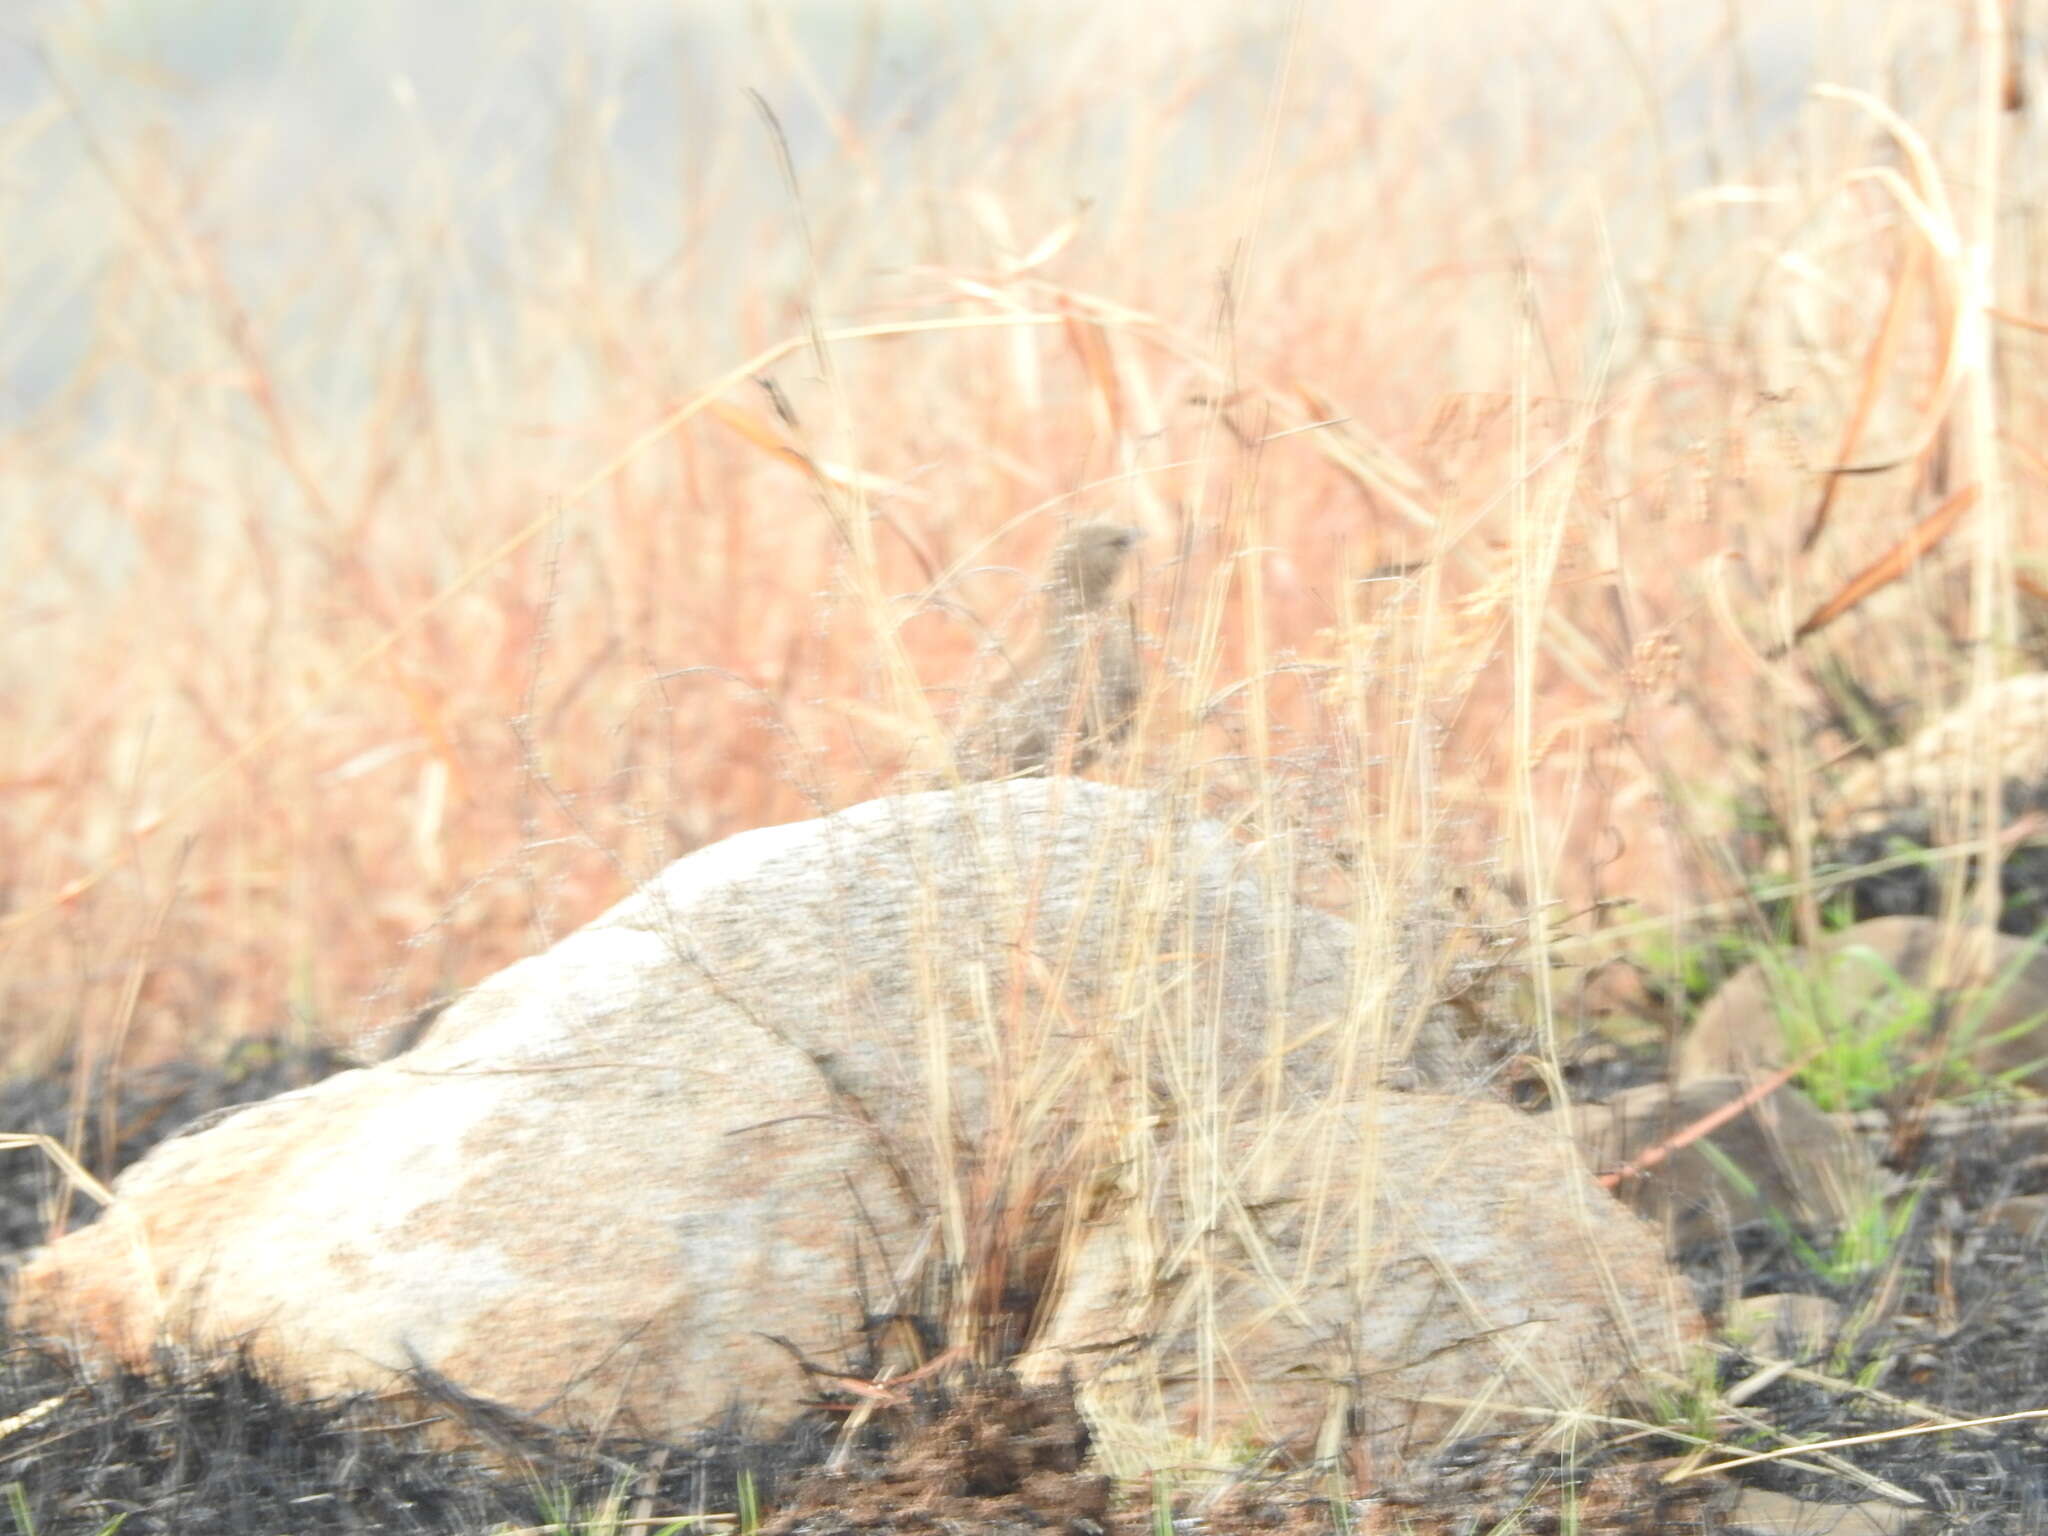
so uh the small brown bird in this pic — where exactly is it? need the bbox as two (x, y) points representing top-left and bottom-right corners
(958, 521), (1142, 777)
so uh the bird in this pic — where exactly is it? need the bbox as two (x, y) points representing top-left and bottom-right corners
(957, 520), (1143, 777)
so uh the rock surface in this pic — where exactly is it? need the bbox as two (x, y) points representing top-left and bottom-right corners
(11, 780), (1464, 1445)
(1675, 916), (2048, 1093)
(1016, 1094), (1703, 1471)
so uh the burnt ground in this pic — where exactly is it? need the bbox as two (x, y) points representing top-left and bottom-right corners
(1, 1042), (2046, 1533)
(1679, 1112), (2048, 1531)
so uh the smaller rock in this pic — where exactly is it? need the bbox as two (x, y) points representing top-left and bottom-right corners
(1676, 917), (2048, 1096)
(1723, 1293), (1842, 1360)
(1570, 1078), (1887, 1250)
(1018, 1094), (1703, 1471)
(1725, 1486), (1926, 1534)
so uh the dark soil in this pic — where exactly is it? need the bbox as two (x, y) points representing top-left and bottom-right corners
(758, 1374), (1110, 1536)
(1815, 794), (2048, 938)
(0, 1334), (844, 1535)
(1680, 1109), (2048, 1535)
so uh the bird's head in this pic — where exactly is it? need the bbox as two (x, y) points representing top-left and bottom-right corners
(1050, 520), (1141, 612)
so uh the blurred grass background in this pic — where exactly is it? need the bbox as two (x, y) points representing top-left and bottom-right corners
(1, 0), (2037, 1090)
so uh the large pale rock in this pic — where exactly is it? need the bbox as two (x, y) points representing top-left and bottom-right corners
(1676, 916), (2048, 1094)
(1016, 1095), (1703, 1472)
(12, 780), (1454, 1443)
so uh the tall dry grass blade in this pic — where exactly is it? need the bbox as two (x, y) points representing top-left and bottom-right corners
(705, 397), (918, 501)
(703, 396), (812, 473)
(0, 1133), (118, 1213)
(2004, 0), (2027, 112)
(1001, 211), (1083, 277)
(1791, 482), (1979, 641)
(1595, 1046), (1825, 1188)
(1990, 305), (2048, 335)
(1808, 87), (1969, 481)
(1060, 309), (1125, 442)
(1668, 1406), (2048, 1481)
(1800, 234), (1926, 551)
(0, 1395), (63, 1446)
(1961, 0), (2015, 938)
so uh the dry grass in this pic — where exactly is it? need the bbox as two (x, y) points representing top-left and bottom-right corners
(4, 0), (2038, 1091)
(4, 8), (2045, 1476)
(0, 6), (1995, 1038)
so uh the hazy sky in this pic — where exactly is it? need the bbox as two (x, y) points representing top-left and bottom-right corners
(0, 0), (1848, 424)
